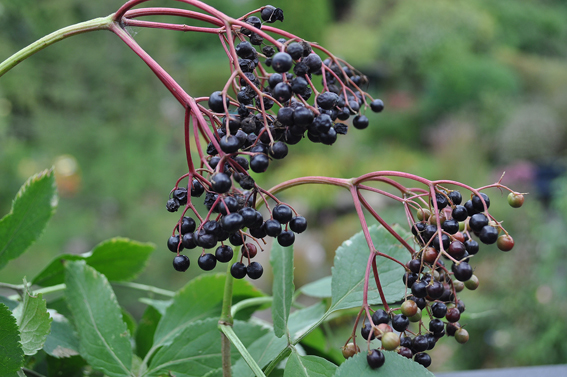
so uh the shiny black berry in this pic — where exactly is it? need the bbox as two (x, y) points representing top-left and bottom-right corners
(250, 154), (270, 173)
(166, 198), (180, 212)
(246, 261), (264, 279)
(263, 219), (282, 237)
(271, 52), (293, 73)
(452, 205), (468, 222)
(289, 216), (307, 233)
(469, 213), (488, 232)
(277, 230), (295, 246)
(479, 225), (498, 244)
(181, 217), (196, 234)
(173, 255), (190, 272)
(215, 245), (233, 263)
(221, 213), (244, 233)
(173, 188), (188, 205)
(472, 192), (490, 211)
(269, 142), (288, 159)
(442, 219), (459, 234)
(352, 115), (369, 130)
(392, 314), (409, 332)
(370, 99), (384, 113)
(465, 239), (479, 255)
(412, 335), (429, 353)
(429, 319), (444, 334)
(209, 91), (230, 113)
(272, 204), (293, 224)
(182, 233), (198, 249)
(198, 253), (217, 271)
(448, 191), (462, 205)
(260, 5), (284, 23)
(411, 281), (428, 298)
(167, 235), (183, 252)
(211, 173), (232, 193)
(452, 262), (473, 281)
(367, 349), (385, 369)
(372, 309), (389, 325)
(361, 322), (375, 340)
(231, 262), (247, 279)
(432, 192), (449, 209)
(191, 179), (205, 197)
(414, 352), (431, 367)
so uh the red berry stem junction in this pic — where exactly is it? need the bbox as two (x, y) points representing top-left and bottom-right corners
(0, 0), (526, 372)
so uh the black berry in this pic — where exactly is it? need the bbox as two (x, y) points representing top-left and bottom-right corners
(198, 253), (217, 271)
(246, 261), (264, 279)
(215, 245), (233, 263)
(173, 255), (190, 272)
(231, 262), (247, 279)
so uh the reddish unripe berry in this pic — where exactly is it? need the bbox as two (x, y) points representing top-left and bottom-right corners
(497, 234), (514, 251)
(446, 307), (461, 323)
(242, 243), (257, 258)
(374, 323), (393, 340)
(508, 192), (524, 208)
(381, 332), (400, 350)
(423, 247), (438, 264)
(453, 231), (465, 243)
(341, 343), (359, 359)
(401, 300), (418, 317)
(398, 346), (413, 359)
(455, 328), (469, 344)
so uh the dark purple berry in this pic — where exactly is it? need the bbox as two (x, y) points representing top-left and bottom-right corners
(472, 192), (490, 211)
(191, 179), (205, 197)
(231, 262), (247, 279)
(366, 349), (385, 369)
(182, 233), (198, 249)
(429, 319), (444, 334)
(289, 216), (307, 233)
(452, 205), (468, 222)
(263, 219), (282, 237)
(221, 213), (244, 233)
(479, 225), (498, 244)
(352, 115), (369, 130)
(166, 198), (180, 212)
(414, 352), (431, 367)
(211, 173), (232, 193)
(269, 142), (288, 159)
(198, 253), (217, 271)
(173, 255), (190, 272)
(260, 6), (284, 23)
(448, 191), (462, 205)
(412, 335), (429, 353)
(411, 281), (428, 298)
(209, 91), (230, 113)
(167, 235), (183, 252)
(181, 217), (196, 234)
(272, 204), (293, 224)
(469, 213), (488, 232)
(277, 230), (295, 246)
(246, 261), (264, 279)
(372, 309), (389, 325)
(215, 245), (233, 263)
(392, 314), (409, 332)
(271, 52), (293, 73)
(370, 99), (384, 113)
(452, 262), (473, 282)
(361, 323), (375, 340)
(250, 154), (270, 173)
(173, 188), (188, 205)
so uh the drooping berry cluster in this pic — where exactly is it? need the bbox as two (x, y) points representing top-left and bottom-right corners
(162, 6), (383, 279)
(344, 188), (524, 369)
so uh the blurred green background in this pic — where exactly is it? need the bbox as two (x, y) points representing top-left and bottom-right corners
(1, 0), (566, 372)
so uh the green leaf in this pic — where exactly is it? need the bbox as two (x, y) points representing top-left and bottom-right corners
(138, 298), (172, 316)
(231, 320), (271, 363)
(85, 238), (155, 281)
(0, 303), (24, 375)
(13, 283), (52, 356)
(299, 328), (344, 365)
(121, 308), (137, 337)
(43, 311), (80, 358)
(0, 295), (19, 311)
(152, 274), (263, 349)
(145, 318), (220, 377)
(270, 243), (294, 338)
(283, 352), (337, 377)
(0, 169), (57, 271)
(330, 225), (409, 312)
(32, 237), (155, 286)
(135, 305), (161, 359)
(64, 260), (132, 377)
(231, 331), (288, 377)
(300, 276), (331, 298)
(46, 355), (85, 377)
(334, 350), (434, 377)
(288, 302), (326, 343)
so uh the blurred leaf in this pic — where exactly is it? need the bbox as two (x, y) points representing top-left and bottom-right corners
(330, 225), (408, 312)
(334, 351), (434, 377)
(32, 238), (155, 286)
(300, 327), (344, 365)
(0, 303), (24, 375)
(153, 274), (264, 349)
(121, 308), (136, 337)
(283, 351), (337, 377)
(43, 311), (80, 358)
(0, 295), (19, 311)
(12, 282), (52, 356)
(138, 298), (172, 316)
(0, 169), (57, 271)
(46, 355), (85, 377)
(300, 276), (331, 298)
(135, 305), (161, 359)
(64, 260), (132, 377)
(270, 243), (294, 338)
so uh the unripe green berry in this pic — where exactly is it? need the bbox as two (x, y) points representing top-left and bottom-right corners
(465, 275), (479, 290)
(409, 308), (422, 322)
(455, 328), (469, 344)
(401, 300), (418, 317)
(381, 332), (400, 350)
(508, 192), (524, 208)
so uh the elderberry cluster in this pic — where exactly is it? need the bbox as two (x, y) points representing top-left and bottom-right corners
(163, 5), (383, 280)
(344, 189), (523, 370)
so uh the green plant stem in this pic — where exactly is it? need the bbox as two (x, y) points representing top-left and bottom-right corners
(230, 296), (272, 317)
(0, 15), (114, 77)
(219, 325), (266, 377)
(219, 246), (240, 325)
(0, 282), (25, 294)
(112, 281), (175, 297)
(7, 281), (174, 301)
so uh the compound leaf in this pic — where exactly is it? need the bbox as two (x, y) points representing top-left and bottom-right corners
(0, 169), (57, 271)
(64, 260), (132, 377)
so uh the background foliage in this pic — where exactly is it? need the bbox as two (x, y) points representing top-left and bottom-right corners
(1, 0), (566, 372)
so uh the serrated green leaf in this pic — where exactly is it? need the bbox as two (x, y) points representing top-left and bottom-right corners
(135, 305), (161, 359)
(330, 225), (409, 312)
(0, 295), (19, 311)
(231, 330), (289, 377)
(0, 303), (24, 375)
(152, 274), (264, 350)
(334, 350), (434, 377)
(270, 243), (294, 338)
(13, 284), (52, 356)
(43, 311), (80, 358)
(32, 238), (154, 286)
(0, 169), (57, 271)
(64, 260), (133, 377)
(300, 276), (331, 298)
(283, 352), (337, 377)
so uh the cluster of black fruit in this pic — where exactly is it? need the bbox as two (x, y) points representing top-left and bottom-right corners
(166, 182), (307, 279)
(163, 5), (384, 279)
(352, 189), (518, 369)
